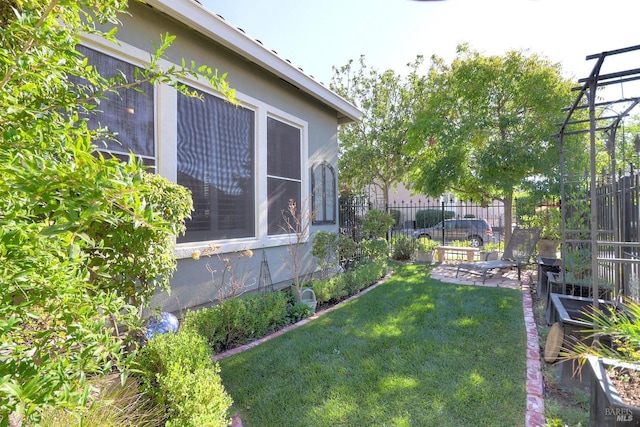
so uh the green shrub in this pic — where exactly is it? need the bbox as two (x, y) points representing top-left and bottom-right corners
(389, 209), (401, 227)
(337, 233), (358, 263)
(391, 234), (417, 260)
(255, 291), (291, 330)
(181, 305), (224, 349)
(0, 1), (234, 421)
(416, 238), (438, 252)
(361, 238), (389, 262)
(415, 209), (455, 228)
(362, 210), (395, 238)
(136, 331), (233, 427)
(342, 270), (360, 295)
(286, 300), (314, 324)
(311, 279), (331, 303)
(312, 261), (387, 303)
(313, 277), (347, 304)
(312, 231), (339, 277)
(182, 291), (296, 353)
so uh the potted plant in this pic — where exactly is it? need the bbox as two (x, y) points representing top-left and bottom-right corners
(527, 206), (561, 258)
(563, 298), (640, 425)
(480, 241), (502, 261)
(564, 246), (592, 283)
(415, 237), (438, 263)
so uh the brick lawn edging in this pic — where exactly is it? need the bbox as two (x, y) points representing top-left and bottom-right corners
(522, 281), (546, 427)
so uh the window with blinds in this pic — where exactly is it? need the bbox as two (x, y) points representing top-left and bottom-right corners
(75, 45), (155, 168)
(177, 88), (256, 242)
(267, 117), (302, 235)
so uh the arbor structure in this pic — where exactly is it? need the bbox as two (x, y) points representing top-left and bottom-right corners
(331, 56), (427, 205)
(406, 44), (575, 242)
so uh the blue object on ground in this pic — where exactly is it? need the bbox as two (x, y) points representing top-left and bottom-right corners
(145, 311), (179, 339)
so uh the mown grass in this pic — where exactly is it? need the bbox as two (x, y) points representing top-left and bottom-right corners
(219, 263), (527, 427)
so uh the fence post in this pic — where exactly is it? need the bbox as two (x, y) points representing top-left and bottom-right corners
(440, 201), (446, 245)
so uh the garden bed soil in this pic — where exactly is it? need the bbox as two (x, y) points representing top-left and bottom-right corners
(609, 367), (640, 407)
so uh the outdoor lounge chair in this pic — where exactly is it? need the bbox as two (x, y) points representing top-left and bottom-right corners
(456, 227), (542, 284)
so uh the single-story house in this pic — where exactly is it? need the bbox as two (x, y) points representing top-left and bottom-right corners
(83, 0), (361, 313)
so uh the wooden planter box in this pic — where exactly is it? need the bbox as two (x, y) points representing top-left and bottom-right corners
(587, 356), (640, 426)
(545, 294), (616, 390)
(536, 257), (561, 300)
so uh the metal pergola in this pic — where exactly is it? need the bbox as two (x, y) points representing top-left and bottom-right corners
(557, 45), (640, 308)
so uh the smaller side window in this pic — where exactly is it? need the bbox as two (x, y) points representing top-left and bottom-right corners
(311, 162), (336, 225)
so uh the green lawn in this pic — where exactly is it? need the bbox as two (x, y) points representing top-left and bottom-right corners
(218, 263), (527, 427)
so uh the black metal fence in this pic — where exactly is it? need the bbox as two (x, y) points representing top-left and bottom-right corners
(339, 196), (508, 245)
(564, 170), (640, 299)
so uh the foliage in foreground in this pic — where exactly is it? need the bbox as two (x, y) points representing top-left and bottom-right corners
(564, 297), (640, 366)
(0, 0), (233, 423)
(390, 234), (417, 260)
(36, 375), (166, 427)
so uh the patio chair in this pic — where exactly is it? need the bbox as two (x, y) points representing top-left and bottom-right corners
(456, 227), (542, 284)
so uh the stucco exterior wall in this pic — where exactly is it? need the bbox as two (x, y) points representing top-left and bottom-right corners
(102, 2), (342, 314)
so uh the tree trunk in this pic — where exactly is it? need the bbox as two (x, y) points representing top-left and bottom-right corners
(504, 193), (513, 244)
(382, 182), (390, 208)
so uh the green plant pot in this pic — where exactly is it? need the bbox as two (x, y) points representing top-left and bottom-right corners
(300, 288), (317, 313)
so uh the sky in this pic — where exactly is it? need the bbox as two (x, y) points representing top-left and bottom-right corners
(199, 0), (640, 92)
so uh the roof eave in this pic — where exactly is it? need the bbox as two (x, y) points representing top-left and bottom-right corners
(144, 0), (362, 123)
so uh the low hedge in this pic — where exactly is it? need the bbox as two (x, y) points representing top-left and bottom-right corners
(135, 330), (233, 427)
(181, 290), (311, 353)
(313, 260), (388, 305)
(132, 260), (388, 427)
(391, 234), (416, 260)
(416, 209), (455, 228)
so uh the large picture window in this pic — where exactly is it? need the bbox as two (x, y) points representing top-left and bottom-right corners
(311, 162), (336, 224)
(76, 45), (155, 167)
(177, 88), (255, 242)
(267, 117), (301, 235)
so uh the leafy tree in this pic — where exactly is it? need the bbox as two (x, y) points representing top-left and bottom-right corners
(331, 56), (427, 205)
(0, 0), (233, 423)
(406, 44), (575, 242)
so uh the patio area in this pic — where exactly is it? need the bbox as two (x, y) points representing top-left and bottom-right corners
(430, 262), (535, 289)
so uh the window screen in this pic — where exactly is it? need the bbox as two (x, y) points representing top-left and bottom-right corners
(267, 117), (301, 235)
(177, 88), (255, 242)
(76, 46), (155, 166)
